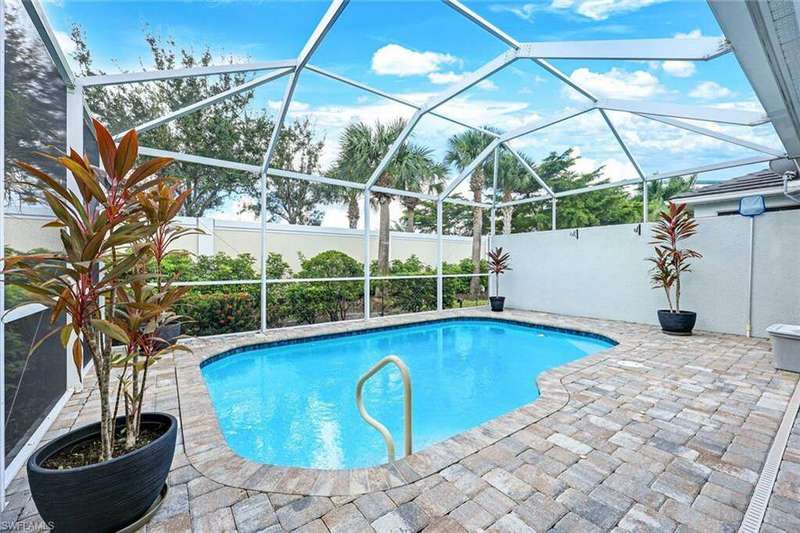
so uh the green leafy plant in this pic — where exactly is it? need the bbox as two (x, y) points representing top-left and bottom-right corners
(288, 250), (363, 323)
(647, 202), (702, 313)
(383, 256), (436, 313)
(175, 291), (259, 336)
(487, 247), (512, 297)
(5, 120), (195, 462)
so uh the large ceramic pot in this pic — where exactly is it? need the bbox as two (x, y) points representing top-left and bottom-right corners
(27, 412), (177, 533)
(156, 323), (181, 346)
(657, 310), (697, 336)
(490, 296), (505, 312)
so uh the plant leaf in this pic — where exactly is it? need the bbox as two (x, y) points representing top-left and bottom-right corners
(91, 319), (130, 345)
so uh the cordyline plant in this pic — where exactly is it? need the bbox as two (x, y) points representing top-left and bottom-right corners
(5, 120), (198, 461)
(488, 247), (512, 297)
(647, 202), (702, 313)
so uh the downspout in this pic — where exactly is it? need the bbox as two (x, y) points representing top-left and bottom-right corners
(746, 216), (755, 338)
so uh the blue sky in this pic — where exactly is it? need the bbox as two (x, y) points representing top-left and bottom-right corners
(43, 0), (784, 225)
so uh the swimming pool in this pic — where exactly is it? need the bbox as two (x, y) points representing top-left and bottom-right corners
(201, 318), (615, 469)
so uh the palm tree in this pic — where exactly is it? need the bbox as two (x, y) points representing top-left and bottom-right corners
(444, 129), (496, 297)
(393, 149), (447, 232)
(644, 176), (696, 220)
(330, 119), (437, 274)
(495, 149), (535, 235)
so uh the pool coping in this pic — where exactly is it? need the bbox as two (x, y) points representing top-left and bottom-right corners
(175, 308), (642, 497)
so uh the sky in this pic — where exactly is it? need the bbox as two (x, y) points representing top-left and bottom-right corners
(42, 0), (784, 228)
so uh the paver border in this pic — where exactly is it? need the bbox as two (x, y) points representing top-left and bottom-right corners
(175, 308), (643, 497)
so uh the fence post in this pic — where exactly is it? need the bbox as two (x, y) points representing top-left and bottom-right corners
(363, 191), (371, 320)
(436, 200), (443, 311)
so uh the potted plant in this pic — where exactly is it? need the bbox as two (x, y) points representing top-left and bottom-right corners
(647, 202), (702, 335)
(488, 247), (511, 312)
(6, 120), (197, 532)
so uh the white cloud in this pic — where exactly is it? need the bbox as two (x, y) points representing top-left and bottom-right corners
(267, 100), (310, 112)
(55, 30), (76, 55)
(550, 0), (668, 21)
(493, 1), (665, 21)
(371, 44), (458, 76)
(428, 71), (464, 85)
(661, 60), (695, 78)
(674, 29), (703, 39)
(689, 81), (733, 100)
(491, 3), (538, 22)
(567, 67), (664, 100)
(428, 71), (498, 91)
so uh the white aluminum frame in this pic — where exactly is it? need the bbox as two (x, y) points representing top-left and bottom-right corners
(3, 0), (791, 493)
(78, 60), (296, 87)
(44, 0), (783, 332)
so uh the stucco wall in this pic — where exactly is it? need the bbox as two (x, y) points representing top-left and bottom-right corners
(495, 210), (800, 337)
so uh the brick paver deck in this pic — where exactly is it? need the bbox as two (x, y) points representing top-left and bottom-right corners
(4, 309), (799, 532)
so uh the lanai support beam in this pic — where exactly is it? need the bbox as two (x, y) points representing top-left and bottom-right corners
(436, 200), (443, 311)
(114, 68), (294, 140)
(78, 60), (296, 87)
(598, 109), (648, 221)
(598, 99), (768, 126)
(258, 0), (349, 332)
(22, 0), (75, 87)
(306, 65), (501, 138)
(364, 48), (519, 190)
(636, 113), (785, 157)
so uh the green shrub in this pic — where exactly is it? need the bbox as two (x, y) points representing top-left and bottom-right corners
(176, 291), (259, 336)
(287, 250), (363, 323)
(382, 256), (438, 313)
(443, 258), (487, 296)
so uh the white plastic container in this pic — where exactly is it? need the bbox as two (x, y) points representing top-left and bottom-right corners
(767, 324), (800, 373)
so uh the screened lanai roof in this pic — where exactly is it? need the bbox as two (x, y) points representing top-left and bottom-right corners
(23, 0), (798, 209)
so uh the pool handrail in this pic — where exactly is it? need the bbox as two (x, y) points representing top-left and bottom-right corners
(355, 355), (412, 463)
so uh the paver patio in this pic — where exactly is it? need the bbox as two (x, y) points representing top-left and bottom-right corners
(4, 308), (799, 532)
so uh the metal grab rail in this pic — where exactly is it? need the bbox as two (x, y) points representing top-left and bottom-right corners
(355, 355), (412, 463)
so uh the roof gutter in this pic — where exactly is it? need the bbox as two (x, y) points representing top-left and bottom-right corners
(676, 183), (800, 205)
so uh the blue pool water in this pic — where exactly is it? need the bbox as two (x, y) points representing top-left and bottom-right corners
(201, 319), (615, 469)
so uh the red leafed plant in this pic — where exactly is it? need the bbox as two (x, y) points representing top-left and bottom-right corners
(5, 120), (198, 462)
(647, 202), (702, 313)
(488, 247), (512, 297)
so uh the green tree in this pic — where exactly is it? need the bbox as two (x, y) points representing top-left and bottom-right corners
(444, 129), (496, 297)
(495, 148), (536, 235)
(509, 150), (627, 231)
(287, 251), (363, 323)
(392, 150), (447, 233)
(642, 176), (696, 220)
(240, 118), (327, 225)
(404, 196), (489, 236)
(330, 119), (437, 276)
(70, 28), (326, 222)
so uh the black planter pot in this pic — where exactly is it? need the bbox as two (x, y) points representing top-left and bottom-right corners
(657, 310), (697, 336)
(490, 296), (505, 312)
(156, 323), (181, 346)
(27, 412), (177, 533)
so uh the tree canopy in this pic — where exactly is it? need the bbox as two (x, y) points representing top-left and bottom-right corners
(70, 28), (326, 222)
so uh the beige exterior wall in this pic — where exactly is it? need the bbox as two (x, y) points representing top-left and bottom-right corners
(5, 213), (482, 272)
(198, 218), (481, 271)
